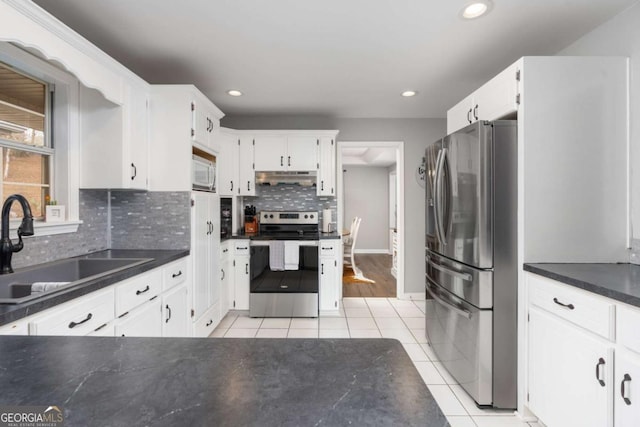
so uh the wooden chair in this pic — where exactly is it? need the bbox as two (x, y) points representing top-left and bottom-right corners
(343, 217), (362, 272)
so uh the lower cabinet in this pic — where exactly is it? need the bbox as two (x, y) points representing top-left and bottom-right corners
(220, 240), (233, 316)
(193, 302), (219, 337)
(0, 319), (30, 335)
(528, 307), (613, 427)
(162, 283), (189, 337)
(115, 298), (162, 337)
(319, 241), (341, 313)
(615, 350), (640, 427)
(232, 240), (250, 310)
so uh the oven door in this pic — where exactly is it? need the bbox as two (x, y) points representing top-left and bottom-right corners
(249, 241), (319, 317)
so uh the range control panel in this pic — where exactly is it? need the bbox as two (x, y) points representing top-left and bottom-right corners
(260, 211), (318, 225)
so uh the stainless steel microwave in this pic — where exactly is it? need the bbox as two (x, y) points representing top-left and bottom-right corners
(192, 155), (216, 192)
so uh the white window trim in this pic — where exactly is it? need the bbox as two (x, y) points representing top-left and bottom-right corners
(0, 42), (81, 237)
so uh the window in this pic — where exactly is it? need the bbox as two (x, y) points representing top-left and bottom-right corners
(0, 62), (51, 219)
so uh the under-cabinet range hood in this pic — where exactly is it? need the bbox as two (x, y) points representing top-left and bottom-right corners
(255, 171), (316, 187)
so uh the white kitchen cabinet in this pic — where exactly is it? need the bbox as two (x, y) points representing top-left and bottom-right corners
(193, 302), (219, 337)
(220, 239), (233, 316)
(319, 241), (341, 313)
(528, 306), (613, 427)
(447, 60), (520, 134)
(115, 298), (162, 337)
(114, 269), (163, 317)
(192, 94), (223, 152)
(232, 240), (250, 310)
(30, 288), (115, 336)
(238, 137), (256, 196)
(254, 135), (318, 172)
(191, 191), (221, 324)
(162, 282), (189, 337)
(88, 322), (115, 336)
(149, 85), (224, 191)
(161, 258), (188, 292)
(317, 137), (336, 197)
(615, 350), (640, 427)
(217, 130), (240, 196)
(80, 79), (149, 190)
(0, 319), (30, 335)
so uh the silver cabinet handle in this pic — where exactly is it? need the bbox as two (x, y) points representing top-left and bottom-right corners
(426, 256), (472, 281)
(426, 283), (471, 319)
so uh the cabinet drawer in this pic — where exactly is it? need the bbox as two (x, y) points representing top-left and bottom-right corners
(115, 269), (162, 316)
(221, 240), (232, 259)
(162, 258), (188, 291)
(115, 298), (162, 337)
(319, 242), (338, 257)
(527, 273), (615, 340)
(0, 320), (29, 335)
(618, 304), (640, 355)
(234, 241), (250, 256)
(193, 303), (219, 337)
(88, 322), (115, 337)
(30, 288), (115, 336)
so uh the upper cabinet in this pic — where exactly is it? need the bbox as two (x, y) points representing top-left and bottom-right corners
(192, 93), (224, 153)
(148, 85), (224, 191)
(447, 60), (520, 134)
(317, 137), (336, 197)
(80, 79), (150, 190)
(254, 135), (318, 171)
(217, 129), (256, 197)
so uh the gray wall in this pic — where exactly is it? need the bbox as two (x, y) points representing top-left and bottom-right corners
(557, 2), (639, 260)
(343, 165), (390, 252)
(223, 116), (447, 295)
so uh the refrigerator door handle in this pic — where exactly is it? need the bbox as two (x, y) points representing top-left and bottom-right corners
(434, 148), (447, 245)
(427, 256), (472, 281)
(426, 280), (472, 319)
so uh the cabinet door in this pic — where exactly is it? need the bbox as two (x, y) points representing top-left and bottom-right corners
(319, 257), (339, 311)
(234, 256), (250, 310)
(287, 136), (318, 171)
(0, 319), (29, 335)
(218, 132), (239, 196)
(238, 137), (255, 195)
(317, 137), (336, 196)
(125, 82), (149, 189)
(528, 307), (613, 427)
(192, 191), (212, 319)
(254, 136), (287, 171)
(474, 61), (519, 123)
(115, 298), (162, 337)
(192, 100), (209, 147)
(162, 283), (189, 337)
(615, 350), (640, 427)
(210, 195), (221, 310)
(447, 94), (474, 134)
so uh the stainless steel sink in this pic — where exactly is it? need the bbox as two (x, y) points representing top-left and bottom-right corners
(0, 258), (152, 304)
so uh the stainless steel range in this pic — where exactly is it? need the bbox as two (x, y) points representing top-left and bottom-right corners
(249, 211), (319, 318)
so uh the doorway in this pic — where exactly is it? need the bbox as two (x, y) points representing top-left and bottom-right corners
(337, 141), (404, 299)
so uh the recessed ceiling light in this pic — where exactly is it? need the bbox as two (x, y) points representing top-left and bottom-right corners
(227, 90), (243, 97)
(461, 1), (492, 19)
(401, 90), (417, 97)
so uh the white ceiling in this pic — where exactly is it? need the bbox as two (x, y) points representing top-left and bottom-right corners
(33, 0), (637, 118)
(342, 147), (396, 167)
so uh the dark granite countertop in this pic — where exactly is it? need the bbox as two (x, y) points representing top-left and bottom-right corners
(0, 336), (448, 427)
(0, 249), (189, 326)
(524, 263), (640, 307)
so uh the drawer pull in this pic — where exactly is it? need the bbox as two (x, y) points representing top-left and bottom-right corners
(69, 313), (93, 329)
(136, 285), (150, 296)
(553, 297), (575, 310)
(595, 357), (606, 386)
(237, 247), (248, 250)
(172, 271), (183, 278)
(165, 304), (172, 323)
(322, 247), (332, 250)
(621, 373), (632, 405)
(94, 323), (107, 332)
(205, 319), (213, 327)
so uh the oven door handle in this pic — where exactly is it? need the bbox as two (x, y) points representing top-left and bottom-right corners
(426, 281), (472, 319)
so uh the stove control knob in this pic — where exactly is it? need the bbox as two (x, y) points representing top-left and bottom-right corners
(304, 214), (308, 219)
(270, 214), (274, 218)
(310, 214), (314, 219)
(264, 214), (268, 219)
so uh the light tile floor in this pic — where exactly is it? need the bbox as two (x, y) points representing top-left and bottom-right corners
(212, 297), (538, 427)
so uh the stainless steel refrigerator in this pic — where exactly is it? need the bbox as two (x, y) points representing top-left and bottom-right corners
(425, 120), (517, 409)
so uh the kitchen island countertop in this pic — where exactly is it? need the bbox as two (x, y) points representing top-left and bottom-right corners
(0, 336), (449, 427)
(524, 262), (640, 307)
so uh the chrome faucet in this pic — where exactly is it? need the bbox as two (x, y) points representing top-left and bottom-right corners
(1, 194), (34, 274)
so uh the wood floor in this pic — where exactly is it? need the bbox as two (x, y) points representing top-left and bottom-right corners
(342, 254), (397, 298)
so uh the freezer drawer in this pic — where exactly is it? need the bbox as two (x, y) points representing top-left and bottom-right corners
(425, 278), (493, 406)
(426, 251), (493, 309)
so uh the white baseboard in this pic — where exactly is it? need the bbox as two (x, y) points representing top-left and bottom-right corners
(354, 249), (392, 254)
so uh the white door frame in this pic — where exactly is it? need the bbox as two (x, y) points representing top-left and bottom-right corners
(337, 140), (406, 299)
